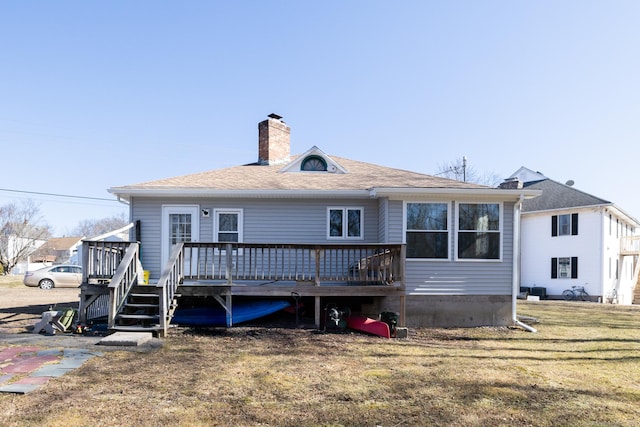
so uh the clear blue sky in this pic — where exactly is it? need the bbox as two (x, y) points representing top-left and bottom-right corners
(2, 1), (639, 235)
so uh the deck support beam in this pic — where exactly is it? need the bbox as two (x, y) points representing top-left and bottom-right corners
(314, 296), (321, 328)
(213, 294), (233, 327)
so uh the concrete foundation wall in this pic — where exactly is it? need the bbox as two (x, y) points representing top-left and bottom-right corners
(364, 295), (513, 328)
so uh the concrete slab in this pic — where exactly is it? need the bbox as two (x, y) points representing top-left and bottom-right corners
(395, 327), (409, 339)
(0, 383), (42, 394)
(98, 332), (153, 347)
(54, 357), (90, 370)
(31, 364), (70, 378)
(63, 348), (102, 358)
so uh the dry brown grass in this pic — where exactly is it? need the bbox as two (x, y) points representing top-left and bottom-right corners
(1, 276), (639, 426)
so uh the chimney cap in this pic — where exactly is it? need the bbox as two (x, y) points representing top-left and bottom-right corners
(268, 113), (283, 120)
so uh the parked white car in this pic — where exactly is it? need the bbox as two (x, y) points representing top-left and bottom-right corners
(23, 265), (83, 289)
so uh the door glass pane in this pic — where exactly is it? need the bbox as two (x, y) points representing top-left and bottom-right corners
(170, 213), (192, 245)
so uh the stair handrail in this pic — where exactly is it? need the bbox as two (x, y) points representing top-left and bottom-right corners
(107, 243), (140, 329)
(156, 243), (184, 336)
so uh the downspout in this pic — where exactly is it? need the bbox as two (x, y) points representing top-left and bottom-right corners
(513, 194), (537, 333)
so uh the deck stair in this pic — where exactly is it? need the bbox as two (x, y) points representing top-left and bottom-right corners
(112, 285), (179, 334)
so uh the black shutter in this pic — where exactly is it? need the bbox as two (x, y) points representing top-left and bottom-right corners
(551, 257), (558, 278)
(551, 215), (558, 236)
(571, 257), (578, 279)
(571, 213), (579, 235)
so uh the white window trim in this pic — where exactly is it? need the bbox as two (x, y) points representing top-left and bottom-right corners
(402, 201), (452, 261)
(327, 207), (364, 240)
(454, 201), (503, 262)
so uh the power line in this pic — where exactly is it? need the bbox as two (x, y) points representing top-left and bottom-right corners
(0, 188), (118, 203)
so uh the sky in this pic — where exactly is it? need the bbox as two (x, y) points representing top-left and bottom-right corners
(1, 1), (640, 235)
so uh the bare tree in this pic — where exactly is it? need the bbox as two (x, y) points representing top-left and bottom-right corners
(436, 157), (502, 187)
(70, 213), (129, 238)
(0, 200), (52, 274)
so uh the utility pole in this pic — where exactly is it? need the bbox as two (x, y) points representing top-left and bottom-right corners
(463, 156), (467, 182)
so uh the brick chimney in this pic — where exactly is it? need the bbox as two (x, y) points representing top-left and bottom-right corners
(498, 177), (523, 189)
(258, 113), (291, 165)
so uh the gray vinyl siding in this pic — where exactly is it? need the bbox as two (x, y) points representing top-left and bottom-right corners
(377, 198), (388, 243)
(132, 196), (516, 296)
(130, 197), (164, 276)
(131, 197), (380, 277)
(395, 200), (515, 296)
(387, 200), (404, 243)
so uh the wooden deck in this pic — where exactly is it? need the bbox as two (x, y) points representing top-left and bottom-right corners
(78, 241), (406, 336)
(178, 280), (405, 297)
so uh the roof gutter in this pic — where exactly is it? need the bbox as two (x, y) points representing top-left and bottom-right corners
(109, 186), (543, 205)
(512, 194), (537, 333)
(370, 187), (542, 201)
(108, 188), (373, 202)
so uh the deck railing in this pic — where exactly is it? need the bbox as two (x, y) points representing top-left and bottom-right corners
(106, 243), (141, 329)
(82, 240), (137, 283)
(621, 236), (640, 255)
(156, 244), (184, 336)
(180, 242), (404, 286)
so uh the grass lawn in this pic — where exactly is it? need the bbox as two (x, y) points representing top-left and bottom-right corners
(1, 281), (639, 426)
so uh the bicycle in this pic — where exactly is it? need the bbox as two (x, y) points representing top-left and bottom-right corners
(562, 285), (589, 301)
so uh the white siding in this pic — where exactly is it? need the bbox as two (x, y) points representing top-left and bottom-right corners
(520, 207), (603, 298)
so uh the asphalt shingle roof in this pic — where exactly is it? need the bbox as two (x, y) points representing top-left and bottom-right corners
(111, 155), (489, 193)
(522, 179), (610, 212)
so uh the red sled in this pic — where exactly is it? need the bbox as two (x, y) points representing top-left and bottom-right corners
(346, 314), (391, 338)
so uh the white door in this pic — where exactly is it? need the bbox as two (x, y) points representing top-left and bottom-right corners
(161, 205), (200, 275)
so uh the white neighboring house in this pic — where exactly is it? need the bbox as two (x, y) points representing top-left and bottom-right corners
(7, 236), (47, 275)
(509, 167), (640, 304)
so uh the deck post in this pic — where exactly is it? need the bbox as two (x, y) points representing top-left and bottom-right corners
(314, 296), (321, 328)
(399, 295), (406, 327)
(399, 244), (407, 326)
